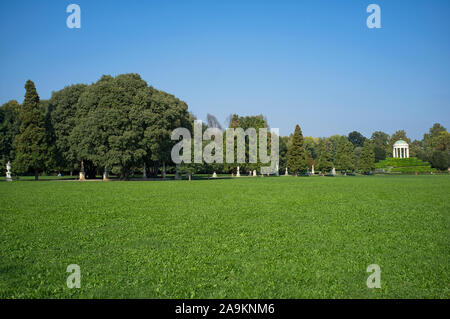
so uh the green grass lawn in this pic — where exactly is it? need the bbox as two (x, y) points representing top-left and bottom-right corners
(0, 175), (449, 298)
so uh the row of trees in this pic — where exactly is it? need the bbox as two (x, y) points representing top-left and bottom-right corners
(1, 74), (449, 179)
(0, 74), (192, 179)
(285, 125), (375, 175)
(284, 124), (449, 175)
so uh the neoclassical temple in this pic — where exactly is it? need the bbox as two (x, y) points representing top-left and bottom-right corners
(393, 140), (409, 158)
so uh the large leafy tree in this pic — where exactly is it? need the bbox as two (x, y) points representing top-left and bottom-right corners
(422, 123), (448, 168)
(429, 129), (449, 170)
(70, 74), (149, 179)
(69, 73), (192, 180)
(357, 140), (375, 174)
(304, 136), (319, 160)
(370, 131), (390, 162)
(287, 124), (307, 175)
(334, 138), (354, 174)
(13, 80), (48, 180)
(0, 100), (20, 174)
(409, 139), (426, 160)
(316, 139), (333, 174)
(328, 135), (345, 162)
(49, 84), (88, 173)
(142, 87), (191, 177)
(348, 131), (366, 148)
(423, 123), (446, 151)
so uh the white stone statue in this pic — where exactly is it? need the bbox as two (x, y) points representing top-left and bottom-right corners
(6, 161), (12, 182)
(311, 165), (315, 175)
(331, 167), (336, 176)
(285, 167), (288, 176)
(79, 160), (86, 181)
(103, 166), (109, 181)
(253, 170), (257, 177)
(236, 166), (240, 177)
(212, 172), (217, 178)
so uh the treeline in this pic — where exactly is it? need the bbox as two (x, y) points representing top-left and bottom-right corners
(282, 124), (450, 175)
(1, 73), (449, 179)
(0, 74), (192, 179)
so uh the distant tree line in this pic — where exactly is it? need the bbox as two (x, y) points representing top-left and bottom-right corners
(284, 125), (449, 175)
(1, 74), (449, 179)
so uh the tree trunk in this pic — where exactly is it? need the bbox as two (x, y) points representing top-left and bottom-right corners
(162, 162), (166, 179)
(153, 163), (158, 178)
(34, 168), (38, 181)
(121, 168), (130, 181)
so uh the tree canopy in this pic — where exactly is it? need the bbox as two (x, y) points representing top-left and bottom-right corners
(13, 80), (49, 180)
(287, 124), (307, 175)
(68, 74), (191, 179)
(357, 140), (375, 174)
(334, 137), (354, 174)
(0, 100), (20, 174)
(316, 139), (333, 173)
(348, 131), (366, 148)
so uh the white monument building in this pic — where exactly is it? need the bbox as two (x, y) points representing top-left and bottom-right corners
(393, 140), (409, 159)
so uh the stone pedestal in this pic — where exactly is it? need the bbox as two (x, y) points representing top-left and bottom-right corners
(162, 162), (166, 179)
(253, 170), (257, 177)
(6, 161), (12, 182)
(175, 165), (181, 180)
(285, 167), (289, 176)
(103, 166), (110, 181)
(79, 161), (86, 181)
(311, 165), (315, 175)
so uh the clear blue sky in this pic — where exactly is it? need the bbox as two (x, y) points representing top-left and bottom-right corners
(1, 0), (449, 140)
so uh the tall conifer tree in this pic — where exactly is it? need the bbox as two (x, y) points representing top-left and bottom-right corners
(334, 138), (355, 174)
(14, 80), (48, 180)
(358, 140), (375, 174)
(287, 124), (307, 175)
